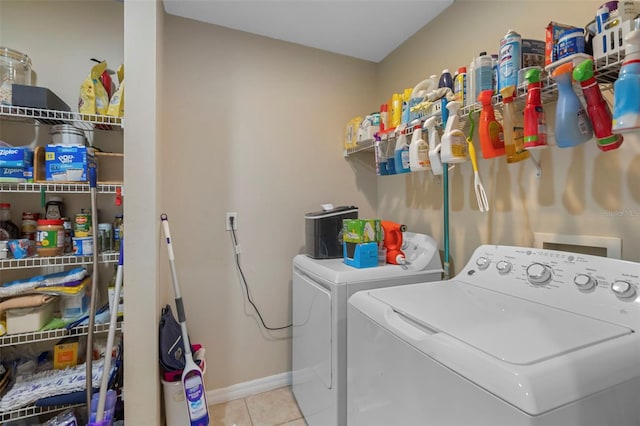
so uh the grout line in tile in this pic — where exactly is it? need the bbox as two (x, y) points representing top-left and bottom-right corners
(243, 396), (255, 426)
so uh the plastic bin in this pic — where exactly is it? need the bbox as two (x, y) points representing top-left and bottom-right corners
(162, 378), (190, 426)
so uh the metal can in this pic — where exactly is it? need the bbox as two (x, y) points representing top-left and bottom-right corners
(498, 29), (522, 92)
(74, 211), (92, 237)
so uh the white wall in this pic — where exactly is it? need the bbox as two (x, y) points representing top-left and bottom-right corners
(375, 0), (640, 271)
(160, 13), (378, 390)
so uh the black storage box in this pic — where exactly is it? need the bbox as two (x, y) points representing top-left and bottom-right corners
(11, 84), (70, 112)
(305, 206), (358, 259)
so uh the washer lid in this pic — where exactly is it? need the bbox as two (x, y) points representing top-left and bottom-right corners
(369, 281), (632, 364)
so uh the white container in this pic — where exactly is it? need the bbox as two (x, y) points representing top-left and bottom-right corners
(162, 379), (190, 426)
(408, 127), (430, 172)
(6, 299), (56, 334)
(51, 124), (86, 146)
(72, 236), (93, 256)
(60, 286), (87, 320)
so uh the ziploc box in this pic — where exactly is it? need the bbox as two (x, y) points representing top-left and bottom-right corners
(343, 219), (382, 244)
(0, 146), (33, 167)
(0, 166), (32, 182)
(45, 144), (94, 182)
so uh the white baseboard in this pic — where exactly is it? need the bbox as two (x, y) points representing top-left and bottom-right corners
(206, 371), (292, 405)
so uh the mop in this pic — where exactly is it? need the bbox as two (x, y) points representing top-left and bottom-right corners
(161, 214), (210, 426)
(85, 152), (100, 419)
(90, 240), (123, 425)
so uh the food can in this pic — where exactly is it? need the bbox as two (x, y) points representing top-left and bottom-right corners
(72, 236), (93, 256)
(74, 212), (92, 237)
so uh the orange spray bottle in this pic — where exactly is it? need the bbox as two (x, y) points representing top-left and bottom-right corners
(478, 90), (505, 158)
(381, 221), (407, 265)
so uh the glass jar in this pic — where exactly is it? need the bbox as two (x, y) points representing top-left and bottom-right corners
(0, 47), (32, 106)
(36, 219), (65, 257)
(0, 202), (19, 240)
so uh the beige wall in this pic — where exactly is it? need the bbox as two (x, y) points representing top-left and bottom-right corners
(160, 14), (378, 390)
(376, 0), (640, 272)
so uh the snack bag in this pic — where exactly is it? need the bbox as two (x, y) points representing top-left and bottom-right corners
(78, 61), (109, 115)
(107, 64), (124, 117)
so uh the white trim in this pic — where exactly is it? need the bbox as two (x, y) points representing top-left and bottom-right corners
(206, 371), (292, 405)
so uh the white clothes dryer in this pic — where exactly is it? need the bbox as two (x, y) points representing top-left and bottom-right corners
(347, 244), (640, 426)
(292, 232), (442, 426)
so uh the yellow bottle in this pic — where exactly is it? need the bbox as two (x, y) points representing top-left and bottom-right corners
(389, 93), (402, 130)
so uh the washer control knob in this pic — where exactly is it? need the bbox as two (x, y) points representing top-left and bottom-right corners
(496, 260), (512, 274)
(611, 281), (636, 299)
(574, 274), (597, 291)
(526, 263), (552, 285)
(476, 257), (490, 270)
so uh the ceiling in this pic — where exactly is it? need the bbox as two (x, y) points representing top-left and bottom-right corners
(162, 0), (455, 63)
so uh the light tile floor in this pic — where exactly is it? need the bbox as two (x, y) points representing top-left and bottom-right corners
(209, 386), (307, 426)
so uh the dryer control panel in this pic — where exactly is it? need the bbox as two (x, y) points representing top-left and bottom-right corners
(458, 245), (640, 328)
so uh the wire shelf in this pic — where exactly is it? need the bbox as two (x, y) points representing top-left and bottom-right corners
(0, 104), (123, 129)
(0, 252), (119, 270)
(0, 182), (122, 194)
(0, 321), (121, 347)
(0, 402), (85, 423)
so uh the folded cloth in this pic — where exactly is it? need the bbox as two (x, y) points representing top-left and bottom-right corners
(1, 268), (87, 298)
(0, 294), (58, 316)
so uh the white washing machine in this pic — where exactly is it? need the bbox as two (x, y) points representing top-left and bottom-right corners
(347, 244), (640, 426)
(292, 232), (442, 426)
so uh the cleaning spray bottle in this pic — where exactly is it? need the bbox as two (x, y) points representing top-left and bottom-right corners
(523, 67), (548, 149)
(394, 131), (411, 174)
(409, 125), (430, 172)
(426, 116), (444, 175)
(499, 85), (530, 163)
(612, 29), (640, 134)
(478, 89), (505, 158)
(573, 59), (623, 151)
(439, 101), (468, 163)
(551, 62), (593, 148)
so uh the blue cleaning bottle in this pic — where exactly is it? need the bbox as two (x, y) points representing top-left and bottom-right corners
(550, 62), (593, 148)
(612, 29), (640, 134)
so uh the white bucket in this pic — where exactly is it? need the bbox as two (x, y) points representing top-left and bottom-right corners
(162, 379), (190, 426)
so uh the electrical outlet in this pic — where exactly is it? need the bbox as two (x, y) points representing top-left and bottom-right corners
(226, 212), (237, 231)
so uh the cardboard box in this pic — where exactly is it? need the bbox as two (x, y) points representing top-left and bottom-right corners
(545, 22), (577, 65)
(0, 146), (33, 167)
(0, 166), (32, 182)
(54, 342), (79, 369)
(343, 219), (382, 244)
(11, 84), (70, 112)
(45, 145), (95, 182)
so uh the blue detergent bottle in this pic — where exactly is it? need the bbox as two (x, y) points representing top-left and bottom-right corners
(612, 29), (640, 134)
(551, 62), (593, 148)
(394, 132), (411, 174)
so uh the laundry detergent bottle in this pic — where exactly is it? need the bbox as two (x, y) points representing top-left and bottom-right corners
(612, 29), (640, 134)
(426, 116), (444, 175)
(440, 101), (468, 163)
(523, 67), (548, 149)
(478, 89), (505, 158)
(573, 59), (623, 151)
(551, 62), (593, 148)
(394, 132), (411, 174)
(409, 125), (430, 172)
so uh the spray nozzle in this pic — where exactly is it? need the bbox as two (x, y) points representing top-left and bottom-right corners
(572, 59), (595, 82)
(524, 67), (542, 84)
(477, 90), (494, 106)
(499, 85), (516, 103)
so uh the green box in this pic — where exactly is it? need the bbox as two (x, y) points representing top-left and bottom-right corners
(343, 219), (382, 244)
